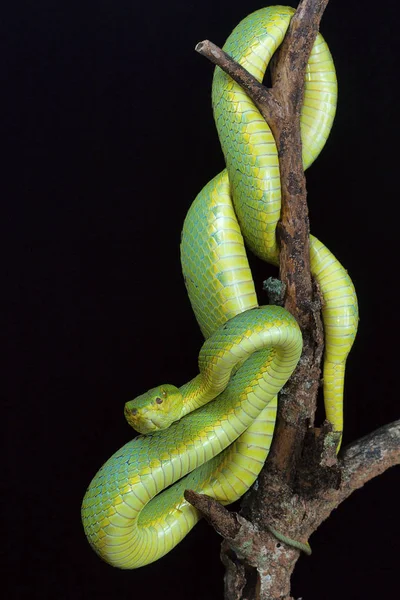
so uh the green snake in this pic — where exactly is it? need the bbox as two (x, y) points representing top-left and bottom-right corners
(81, 5), (358, 569)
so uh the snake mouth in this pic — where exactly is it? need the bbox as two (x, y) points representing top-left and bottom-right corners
(144, 415), (167, 432)
(147, 419), (161, 431)
(125, 406), (165, 434)
(139, 417), (158, 432)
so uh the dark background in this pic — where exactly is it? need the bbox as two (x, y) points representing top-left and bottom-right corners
(3, 0), (399, 598)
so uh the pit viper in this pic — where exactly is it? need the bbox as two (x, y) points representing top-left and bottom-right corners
(82, 5), (358, 569)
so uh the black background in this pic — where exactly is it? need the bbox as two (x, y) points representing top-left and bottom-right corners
(3, 0), (400, 598)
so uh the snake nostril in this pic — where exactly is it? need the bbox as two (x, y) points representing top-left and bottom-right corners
(130, 408), (138, 416)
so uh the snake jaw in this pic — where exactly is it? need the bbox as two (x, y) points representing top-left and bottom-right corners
(125, 407), (169, 434)
(124, 384), (183, 434)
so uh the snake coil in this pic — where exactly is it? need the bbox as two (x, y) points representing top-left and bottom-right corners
(82, 5), (358, 569)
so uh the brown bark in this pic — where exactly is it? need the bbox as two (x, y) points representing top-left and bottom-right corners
(196, 0), (329, 480)
(187, 1), (400, 598)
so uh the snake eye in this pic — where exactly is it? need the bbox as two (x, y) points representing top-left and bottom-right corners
(155, 397), (163, 405)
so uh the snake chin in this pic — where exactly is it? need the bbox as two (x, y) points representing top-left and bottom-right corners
(124, 383), (183, 434)
(127, 410), (173, 434)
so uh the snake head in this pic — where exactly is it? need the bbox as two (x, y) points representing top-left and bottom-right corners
(124, 384), (182, 434)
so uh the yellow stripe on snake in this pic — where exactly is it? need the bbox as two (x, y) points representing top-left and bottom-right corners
(82, 5), (358, 568)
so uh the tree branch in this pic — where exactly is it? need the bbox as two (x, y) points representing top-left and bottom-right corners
(184, 490), (241, 540)
(195, 40), (282, 123)
(304, 420), (400, 533)
(341, 419), (400, 498)
(197, 0), (328, 483)
(192, 1), (398, 598)
(186, 422), (400, 600)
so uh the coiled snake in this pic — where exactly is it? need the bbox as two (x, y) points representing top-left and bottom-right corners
(82, 5), (358, 569)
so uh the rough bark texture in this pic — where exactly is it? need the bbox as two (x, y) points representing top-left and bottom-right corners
(188, 1), (400, 599)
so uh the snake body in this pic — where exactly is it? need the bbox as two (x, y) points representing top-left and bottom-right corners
(82, 6), (358, 569)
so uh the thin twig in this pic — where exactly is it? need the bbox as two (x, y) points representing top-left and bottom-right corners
(184, 490), (240, 539)
(195, 40), (282, 124)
